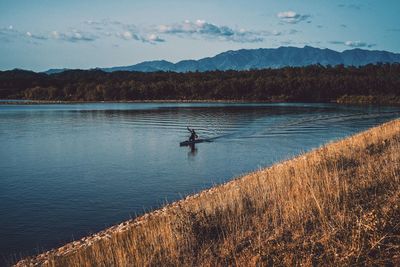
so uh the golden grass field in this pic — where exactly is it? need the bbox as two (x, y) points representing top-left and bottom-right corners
(16, 119), (400, 266)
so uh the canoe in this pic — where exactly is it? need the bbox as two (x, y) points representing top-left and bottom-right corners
(179, 139), (211, 146)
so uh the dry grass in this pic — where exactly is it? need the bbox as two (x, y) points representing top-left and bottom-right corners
(16, 119), (400, 266)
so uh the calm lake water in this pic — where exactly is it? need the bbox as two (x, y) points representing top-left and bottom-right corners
(1, 102), (399, 262)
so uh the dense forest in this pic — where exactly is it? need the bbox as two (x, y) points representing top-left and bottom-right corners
(0, 64), (399, 103)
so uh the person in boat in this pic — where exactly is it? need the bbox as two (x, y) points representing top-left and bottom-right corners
(187, 127), (198, 141)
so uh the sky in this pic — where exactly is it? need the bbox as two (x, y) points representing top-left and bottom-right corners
(0, 0), (399, 71)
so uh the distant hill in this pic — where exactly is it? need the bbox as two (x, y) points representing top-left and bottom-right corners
(43, 46), (400, 74)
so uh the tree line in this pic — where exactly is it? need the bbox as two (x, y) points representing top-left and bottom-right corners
(0, 64), (399, 102)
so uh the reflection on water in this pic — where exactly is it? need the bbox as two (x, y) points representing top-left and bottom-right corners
(0, 102), (399, 262)
(188, 144), (198, 158)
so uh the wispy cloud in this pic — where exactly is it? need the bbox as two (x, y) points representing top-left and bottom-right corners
(115, 30), (139, 41)
(155, 19), (265, 43)
(1, 25), (98, 44)
(146, 34), (165, 43)
(281, 40), (321, 45)
(0, 25), (21, 42)
(344, 40), (375, 48)
(277, 11), (311, 24)
(26, 31), (48, 40)
(85, 19), (164, 44)
(329, 40), (376, 48)
(51, 30), (98, 42)
(115, 30), (165, 43)
(157, 20), (233, 36)
(1, 19), (297, 45)
(84, 19), (118, 27)
(0, 26), (48, 43)
(85, 19), (125, 34)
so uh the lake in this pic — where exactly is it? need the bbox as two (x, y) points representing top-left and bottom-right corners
(0, 102), (399, 263)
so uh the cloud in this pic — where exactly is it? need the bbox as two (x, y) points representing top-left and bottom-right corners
(270, 30), (282, 36)
(115, 30), (165, 44)
(84, 19), (123, 32)
(146, 34), (165, 43)
(51, 29), (97, 42)
(155, 19), (264, 43)
(277, 11), (311, 24)
(280, 40), (322, 47)
(344, 40), (375, 48)
(116, 30), (139, 41)
(86, 20), (164, 44)
(1, 25), (98, 44)
(1, 19), (297, 46)
(0, 25), (20, 42)
(26, 31), (48, 40)
(329, 40), (376, 48)
(158, 19), (234, 36)
(86, 20), (129, 38)
(116, 31), (165, 44)
(329, 41), (344, 45)
(0, 26), (48, 43)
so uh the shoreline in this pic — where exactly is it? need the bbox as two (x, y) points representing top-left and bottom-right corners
(1, 95), (399, 106)
(15, 119), (400, 266)
(0, 99), (328, 105)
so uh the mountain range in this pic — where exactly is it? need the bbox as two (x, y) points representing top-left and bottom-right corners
(45, 46), (400, 74)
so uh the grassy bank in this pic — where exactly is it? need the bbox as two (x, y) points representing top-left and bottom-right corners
(16, 119), (400, 266)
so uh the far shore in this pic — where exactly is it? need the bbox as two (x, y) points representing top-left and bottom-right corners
(0, 99), (329, 104)
(1, 97), (399, 106)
